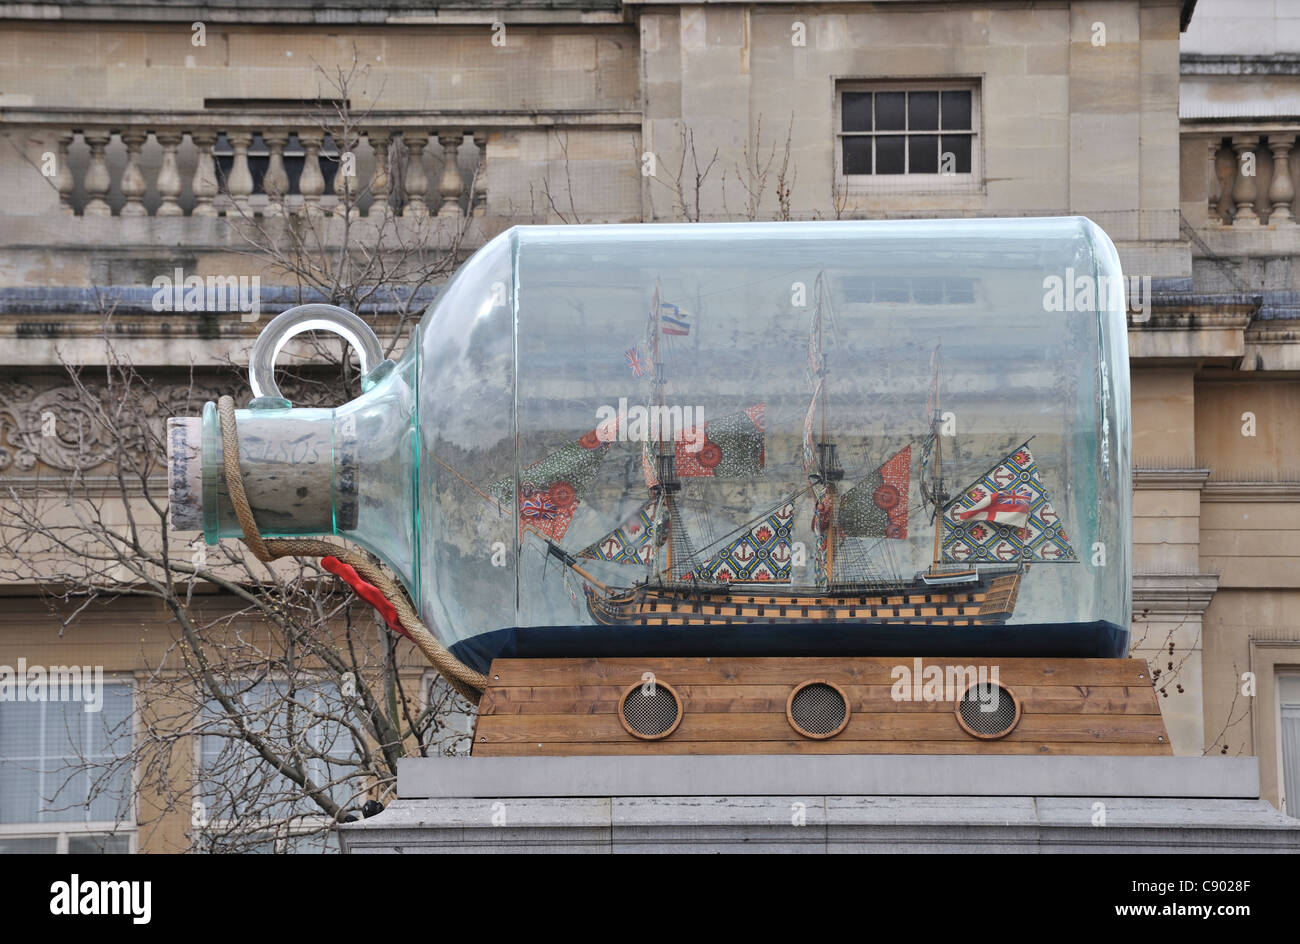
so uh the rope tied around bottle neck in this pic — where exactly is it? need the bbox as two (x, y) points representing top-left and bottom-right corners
(215, 395), (488, 702)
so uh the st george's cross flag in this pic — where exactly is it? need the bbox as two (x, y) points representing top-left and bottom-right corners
(955, 490), (1032, 527)
(941, 442), (1077, 564)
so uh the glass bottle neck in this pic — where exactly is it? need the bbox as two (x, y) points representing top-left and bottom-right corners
(195, 346), (419, 595)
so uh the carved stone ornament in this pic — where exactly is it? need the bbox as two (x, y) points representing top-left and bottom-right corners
(0, 381), (223, 474)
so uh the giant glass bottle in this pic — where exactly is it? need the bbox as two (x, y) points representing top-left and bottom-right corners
(175, 218), (1132, 673)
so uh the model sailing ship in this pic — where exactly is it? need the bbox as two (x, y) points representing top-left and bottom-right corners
(490, 273), (1078, 631)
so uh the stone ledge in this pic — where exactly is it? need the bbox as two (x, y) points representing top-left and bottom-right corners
(1133, 467), (1212, 489)
(337, 755), (1299, 853)
(1182, 54), (1300, 77)
(0, 2), (627, 26)
(394, 754), (1259, 800)
(342, 793), (1300, 853)
(1131, 572), (1219, 615)
(0, 106), (643, 129)
(1202, 481), (1300, 501)
(0, 214), (492, 252)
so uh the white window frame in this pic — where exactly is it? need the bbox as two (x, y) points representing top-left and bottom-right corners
(0, 821), (137, 854)
(1277, 672), (1300, 818)
(0, 674), (137, 853)
(834, 78), (983, 195)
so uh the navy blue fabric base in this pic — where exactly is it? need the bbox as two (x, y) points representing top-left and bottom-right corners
(449, 621), (1130, 674)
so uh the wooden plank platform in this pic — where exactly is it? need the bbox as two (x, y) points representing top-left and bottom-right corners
(471, 657), (1172, 757)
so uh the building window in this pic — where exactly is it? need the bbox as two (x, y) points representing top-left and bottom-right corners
(836, 81), (980, 189)
(0, 680), (135, 853)
(840, 275), (977, 306)
(196, 678), (357, 853)
(0, 831), (132, 854)
(1280, 674), (1300, 818)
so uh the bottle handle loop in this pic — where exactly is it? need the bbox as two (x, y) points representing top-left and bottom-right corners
(248, 304), (392, 407)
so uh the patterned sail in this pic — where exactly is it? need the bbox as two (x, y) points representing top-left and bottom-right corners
(577, 501), (658, 566)
(838, 445), (911, 539)
(682, 502), (796, 582)
(940, 443), (1077, 563)
(643, 404), (766, 486)
(489, 427), (612, 542)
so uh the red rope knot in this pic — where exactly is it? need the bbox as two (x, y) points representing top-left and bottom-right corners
(321, 555), (408, 639)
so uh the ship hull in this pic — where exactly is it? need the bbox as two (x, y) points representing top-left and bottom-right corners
(449, 617), (1131, 674)
(584, 569), (1022, 628)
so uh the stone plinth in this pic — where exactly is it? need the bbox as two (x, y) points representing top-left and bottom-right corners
(341, 755), (1300, 853)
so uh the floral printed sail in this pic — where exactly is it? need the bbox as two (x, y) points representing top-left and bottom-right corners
(941, 443), (1077, 564)
(682, 501), (797, 582)
(577, 500), (658, 566)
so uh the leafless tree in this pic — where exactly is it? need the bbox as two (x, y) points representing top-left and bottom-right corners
(639, 123), (719, 223)
(724, 114), (796, 222)
(0, 58), (478, 853)
(534, 130), (586, 225)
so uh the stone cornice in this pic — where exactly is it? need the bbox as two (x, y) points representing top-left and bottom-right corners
(0, 2), (626, 26)
(1247, 631), (1300, 645)
(1127, 294), (1262, 363)
(1245, 320), (1300, 343)
(1133, 468), (1212, 490)
(1202, 481), (1300, 502)
(1128, 305), (1257, 332)
(1131, 572), (1219, 615)
(1182, 54), (1300, 77)
(0, 212), (492, 253)
(0, 473), (169, 495)
(0, 285), (436, 318)
(0, 107), (643, 130)
(0, 308), (418, 364)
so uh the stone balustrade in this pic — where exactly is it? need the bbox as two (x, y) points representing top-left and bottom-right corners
(10, 112), (492, 220)
(1203, 131), (1299, 227)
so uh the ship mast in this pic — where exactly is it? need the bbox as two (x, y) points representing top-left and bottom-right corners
(646, 281), (681, 583)
(923, 343), (947, 575)
(807, 272), (843, 586)
(915, 343), (956, 572)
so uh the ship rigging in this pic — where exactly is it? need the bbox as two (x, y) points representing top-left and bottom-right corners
(488, 275), (1078, 629)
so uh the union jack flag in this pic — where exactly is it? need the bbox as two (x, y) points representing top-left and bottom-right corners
(521, 494), (557, 520)
(625, 346), (647, 377)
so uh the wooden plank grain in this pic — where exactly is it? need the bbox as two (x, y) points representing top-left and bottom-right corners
(470, 657), (1170, 757)
(486, 657), (1150, 688)
(480, 684), (1163, 716)
(473, 710), (1169, 745)
(473, 739), (1173, 757)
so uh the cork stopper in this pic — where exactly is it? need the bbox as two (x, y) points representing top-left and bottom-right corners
(166, 408), (357, 538)
(168, 417), (204, 531)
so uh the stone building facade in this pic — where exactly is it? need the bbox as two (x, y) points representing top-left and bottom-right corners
(0, 0), (1297, 852)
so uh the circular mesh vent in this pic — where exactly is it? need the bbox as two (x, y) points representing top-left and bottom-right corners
(955, 683), (1021, 739)
(787, 681), (850, 739)
(619, 683), (682, 740)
